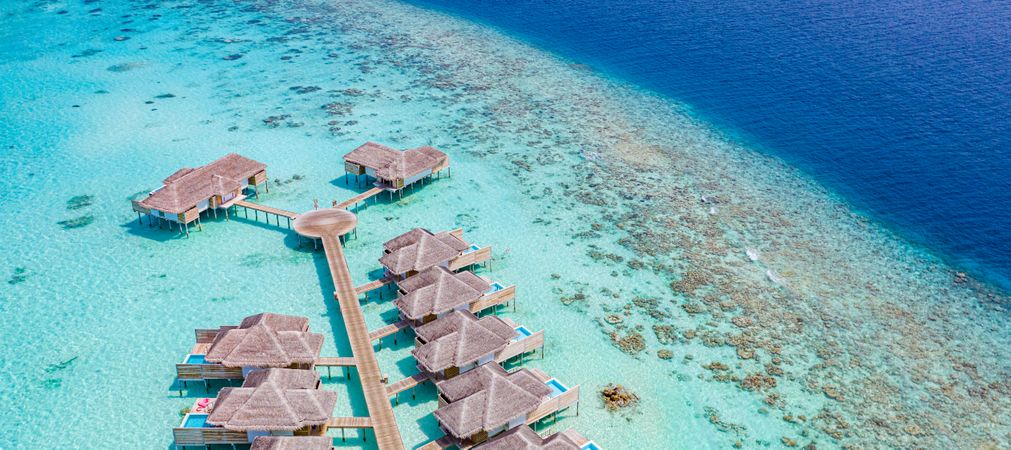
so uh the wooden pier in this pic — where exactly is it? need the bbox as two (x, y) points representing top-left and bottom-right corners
(369, 320), (411, 342)
(386, 373), (429, 397)
(316, 357), (356, 367)
(327, 416), (374, 444)
(293, 209), (405, 450)
(336, 187), (383, 211)
(234, 200), (298, 229)
(356, 277), (395, 298)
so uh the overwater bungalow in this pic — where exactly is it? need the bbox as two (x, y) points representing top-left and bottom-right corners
(131, 153), (268, 236)
(174, 368), (336, 448)
(476, 426), (596, 450)
(250, 436), (334, 450)
(412, 310), (544, 379)
(430, 363), (556, 447)
(395, 266), (516, 326)
(177, 313), (323, 383)
(343, 142), (449, 195)
(380, 228), (492, 278)
(436, 363), (580, 436)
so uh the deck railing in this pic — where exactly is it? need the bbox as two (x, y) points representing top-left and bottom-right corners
(176, 363), (243, 380)
(172, 427), (247, 445)
(448, 246), (492, 271)
(497, 330), (545, 362)
(527, 385), (580, 423)
(470, 285), (515, 313)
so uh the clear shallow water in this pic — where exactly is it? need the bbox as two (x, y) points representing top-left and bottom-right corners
(406, 0), (1011, 290)
(0, 1), (1008, 449)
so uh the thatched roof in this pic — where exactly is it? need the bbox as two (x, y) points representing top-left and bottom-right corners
(395, 269), (486, 321)
(205, 324), (323, 368)
(239, 313), (310, 332)
(344, 142), (448, 181)
(476, 426), (581, 450)
(138, 153), (265, 214)
(383, 228), (469, 253)
(380, 230), (470, 275)
(207, 377), (337, 432)
(433, 368), (546, 439)
(242, 368), (321, 389)
(436, 363), (550, 404)
(398, 266), (491, 295)
(251, 436), (333, 450)
(413, 311), (516, 373)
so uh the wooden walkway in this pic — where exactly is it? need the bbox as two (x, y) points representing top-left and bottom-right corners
(356, 277), (395, 296)
(234, 200), (298, 219)
(316, 357), (356, 367)
(234, 200), (298, 229)
(326, 416), (373, 429)
(336, 187), (384, 210)
(385, 373), (429, 397)
(321, 233), (405, 450)
(370, 320), (411, 342)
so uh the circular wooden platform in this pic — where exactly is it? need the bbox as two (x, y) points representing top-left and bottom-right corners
(292, 208), (357, 238)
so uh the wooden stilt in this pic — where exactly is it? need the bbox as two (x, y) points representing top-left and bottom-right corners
(185, 222), (189, 238)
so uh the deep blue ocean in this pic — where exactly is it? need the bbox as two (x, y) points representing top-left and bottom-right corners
(407, 0), (1011, 289)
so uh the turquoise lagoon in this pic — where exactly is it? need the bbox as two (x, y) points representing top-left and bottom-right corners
(1, 0), (1008, 449)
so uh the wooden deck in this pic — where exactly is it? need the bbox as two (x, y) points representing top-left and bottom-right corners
(326, 416), (373, 429)
(320, 233), (405, 450)
(370, 320), (411, 342)
(336, 187), (383, 210)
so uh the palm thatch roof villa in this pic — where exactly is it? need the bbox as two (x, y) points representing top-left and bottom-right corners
(431, 363), (551, 447)
(343, 142), (449, 194)
(412, 311), (516, 379)
(131, 153), (268, 236)
(395, 267), (489, 325)
(395, 266), (517, 326)
(380, 228), (492, 277)
(432, 363), (583, 448)
(177, 313), (323, 383)
(174, 368), (336, 448)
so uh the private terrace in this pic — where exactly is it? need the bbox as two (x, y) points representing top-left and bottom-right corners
(131, 153), (268, 236)
(343, 142), (450, 199)
(176, 313), (323, 386)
